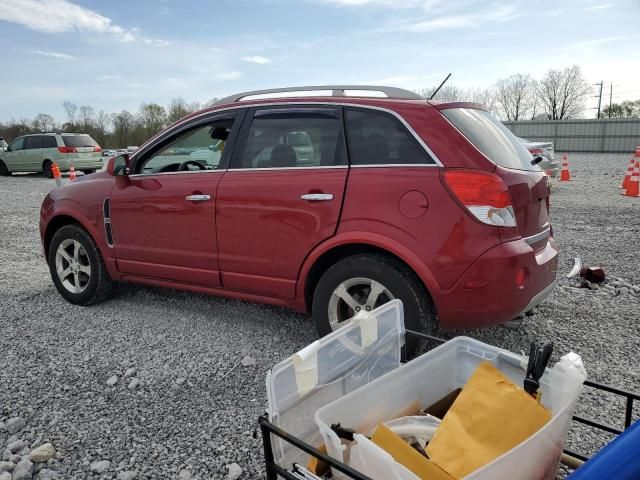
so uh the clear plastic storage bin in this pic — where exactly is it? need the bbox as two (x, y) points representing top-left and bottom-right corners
(316, 335), (585, 480)
(266, 300), (406, 468)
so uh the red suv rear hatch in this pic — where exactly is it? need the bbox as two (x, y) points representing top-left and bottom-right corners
(439, 107), (551, 247)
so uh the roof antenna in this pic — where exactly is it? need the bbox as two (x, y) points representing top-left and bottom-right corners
(429, 73), (452, 100)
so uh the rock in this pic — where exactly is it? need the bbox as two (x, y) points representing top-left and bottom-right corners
(117, 471), (137, 480)
(0, 472), (10, 480)
(579, 279), (592, 289)
(8, 454), (21, 464)
(5, 417), (26, 435)
(30, 443), (56, 463)
(12, 459), (33, 480)
(128, 379), (141, 390)
(106, 375), (119, 386)
(588, 282), (599, 291)
(0, 462), (13, 473)
(7, 440), (26, 453)
(174, 377), (186, 386)
(37, 469), (60, 480)
(619, 287), (630, 295)
(178, 469), (192, 480)
(241, 355), (256, 367)
(1, 449), (9, 461)
(226, 463), (242, 480)
(89, 460), (111, 474)
(124, 368), (137, 378)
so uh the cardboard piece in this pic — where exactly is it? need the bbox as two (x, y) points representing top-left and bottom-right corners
(422, 388), (461, 419)
(426, 361), (551, 479)
(371, 424), (454, 480)
(306, 444), (329, 477)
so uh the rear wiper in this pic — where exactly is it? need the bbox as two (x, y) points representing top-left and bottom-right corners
(531, 155), (544, 166)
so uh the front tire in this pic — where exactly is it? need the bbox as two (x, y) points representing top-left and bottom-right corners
(0, 160), (11, 176)
(47, 224), (114, 305)
(312, 254), (436, 353)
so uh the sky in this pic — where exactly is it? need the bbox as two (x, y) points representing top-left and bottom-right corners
(0, 0), (639, 121)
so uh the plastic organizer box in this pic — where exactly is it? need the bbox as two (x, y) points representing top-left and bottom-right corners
(315, 334), (585, 480)
(266, 300), (406, 468)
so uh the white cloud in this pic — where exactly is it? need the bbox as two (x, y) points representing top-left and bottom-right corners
(30, 49), (74, 60)
(159, 6), (169, 15)
(214, 71), (243, 81)
(391, 5), (521, 32)
(316, 0), (439, 7)
(584, 4), (613, 11)
(243, 55), (272, 64)
(97, 74), (122, 81)
(0, 0), (167, 45)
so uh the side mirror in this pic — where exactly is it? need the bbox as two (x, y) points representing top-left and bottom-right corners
(107, 154), (131, 176)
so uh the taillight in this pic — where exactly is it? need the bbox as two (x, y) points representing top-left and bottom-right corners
(94, 146), (102, 152)
(57, 146), (77, 154)
(443, 170), (517, 227)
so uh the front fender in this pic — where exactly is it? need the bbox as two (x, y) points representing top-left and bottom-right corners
(296, 231), (442, 311)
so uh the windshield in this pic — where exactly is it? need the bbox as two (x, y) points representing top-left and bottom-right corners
(442, 108), (540, 172)
(62, 135), (99, 148)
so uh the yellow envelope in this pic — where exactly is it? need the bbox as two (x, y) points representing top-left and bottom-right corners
(371, 424), (454, 480)
(426, 361), (551, 479)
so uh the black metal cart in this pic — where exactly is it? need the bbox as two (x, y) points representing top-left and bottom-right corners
(259, 330), (640, 480)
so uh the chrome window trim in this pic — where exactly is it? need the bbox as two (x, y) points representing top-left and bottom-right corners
(131, 102), (444, 169)
(227, 165), (348, 172)
(129, 168), (226, 178)
(523, 227), (551, 246)
(350, 164), (440, 168)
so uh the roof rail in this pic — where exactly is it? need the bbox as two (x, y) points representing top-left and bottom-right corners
(215, 85), (424, 105)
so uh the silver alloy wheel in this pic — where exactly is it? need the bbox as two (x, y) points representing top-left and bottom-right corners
(327, 277), (394, 331)
(55, 239), (91, 294)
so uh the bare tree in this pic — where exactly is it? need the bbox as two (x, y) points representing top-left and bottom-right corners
(466, 87), (497, 113)
(78, 105), (95, 132)
(112, 110), (136, 147)
(138, 103), (167, 139)
(94, 110), (112, 146)
(494, 74), (536, 121)
(419, 85), (465, 102)
(32, 113), (56, 132)
(62, 101), (78, 128)
(537, 65), (591, 119)
(167, 97), (193, 123)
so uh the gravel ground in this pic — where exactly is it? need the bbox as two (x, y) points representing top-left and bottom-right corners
(1, 153), (639, 479)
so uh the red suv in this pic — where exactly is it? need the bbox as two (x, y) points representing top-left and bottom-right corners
(40, 86), (558, 339)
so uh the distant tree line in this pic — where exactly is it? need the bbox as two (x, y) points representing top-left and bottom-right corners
(422, 65), (638, 121)
(1, 64), (639, 146)
(0, 97), (218, 147)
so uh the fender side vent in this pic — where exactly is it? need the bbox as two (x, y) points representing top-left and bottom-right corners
(103, 198), (114, 247)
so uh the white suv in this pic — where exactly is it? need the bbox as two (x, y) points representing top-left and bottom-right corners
(0, 133), (103, 177)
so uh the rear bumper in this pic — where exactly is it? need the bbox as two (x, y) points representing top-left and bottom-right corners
(433, 236), (559, 329)
(57, 157), (104, 171)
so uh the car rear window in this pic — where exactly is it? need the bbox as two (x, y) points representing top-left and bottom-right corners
(43, 136), (57, 148)
(442, 108), (540, 172)
(62, 135), (98, 148)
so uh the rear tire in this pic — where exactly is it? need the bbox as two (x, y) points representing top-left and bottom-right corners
(82, 169), (95, 175)
(42, 160), (53, 179)
(312, 254), (436, 354)
(48, 224), (114, 305)
(0, 160), (11, 176)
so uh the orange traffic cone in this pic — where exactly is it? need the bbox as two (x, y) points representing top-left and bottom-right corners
(620, 156), (635, 189)
(622, 160), (640, 197)
(69, 163), (76, 182)
(51, 162), (63, 187)
(559, 154), (571, 181)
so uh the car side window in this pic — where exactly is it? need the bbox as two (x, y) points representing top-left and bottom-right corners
(24, 136), (43, 150)
(345, 108), (435, 165)
(237, 108), (345, 169)
(43, 136), (58, 148)
(9, 138), (25, 151)
(137, 116), (238, 174)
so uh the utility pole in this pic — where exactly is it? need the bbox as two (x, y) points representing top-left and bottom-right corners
(595, 81), (604, 118)
(608, 82), (613, 118)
